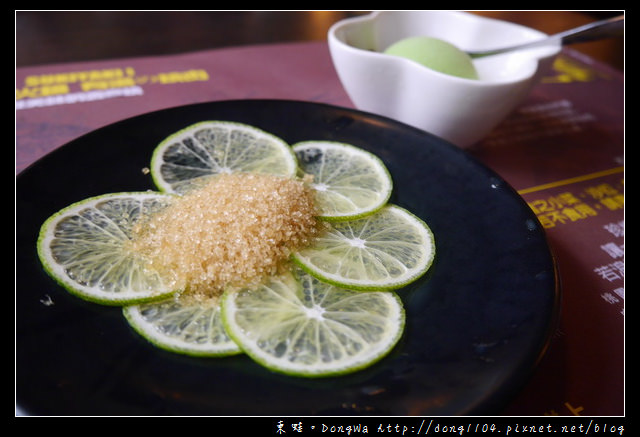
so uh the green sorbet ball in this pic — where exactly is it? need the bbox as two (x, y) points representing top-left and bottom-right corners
(384, 36), (479, 80)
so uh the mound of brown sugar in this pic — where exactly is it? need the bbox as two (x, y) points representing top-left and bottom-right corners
(131, 173), (319, 300)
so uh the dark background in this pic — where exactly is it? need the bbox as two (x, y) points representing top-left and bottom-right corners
(15, 11), (623, 71)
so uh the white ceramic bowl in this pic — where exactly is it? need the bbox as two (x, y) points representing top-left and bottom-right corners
(328, 11), (561, 147)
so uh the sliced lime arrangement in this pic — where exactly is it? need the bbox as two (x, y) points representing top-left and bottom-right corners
(124, 295), (241, 357)
(221, 267), (405, 377)
(35, 120), (436, 378)
(37, 192), (178, 305)
(151, 121), (297, 194)
(293, 141), (393, 221)
(292, 205), (435, 290)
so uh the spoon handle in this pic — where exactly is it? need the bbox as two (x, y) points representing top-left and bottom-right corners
(554, 14), (624, 45)
(468, 14), (624, 58)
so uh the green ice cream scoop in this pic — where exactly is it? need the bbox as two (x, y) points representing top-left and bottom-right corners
(384, 36), (479, 80)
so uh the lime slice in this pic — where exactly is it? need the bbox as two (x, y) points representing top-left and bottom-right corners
(292, 205), (435, 290)
(123, 295), (241, 357)
(293, 141), (393, 221)
(221, 268), (405, 377)
(150, 121), (298, 194)
(37, 192), (179, 305)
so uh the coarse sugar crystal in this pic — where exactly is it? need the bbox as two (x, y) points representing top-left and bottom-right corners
(130, 172), (320, 301)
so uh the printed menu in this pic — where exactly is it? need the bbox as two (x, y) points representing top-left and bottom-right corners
(16, 41), (623, 416)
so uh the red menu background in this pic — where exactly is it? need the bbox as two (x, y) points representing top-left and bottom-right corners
(15, 41), (624, 416)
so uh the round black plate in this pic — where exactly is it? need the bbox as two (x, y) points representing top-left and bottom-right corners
(16, 99), (559, 416)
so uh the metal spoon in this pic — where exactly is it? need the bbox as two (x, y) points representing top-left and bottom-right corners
(466, 14), (624, 59)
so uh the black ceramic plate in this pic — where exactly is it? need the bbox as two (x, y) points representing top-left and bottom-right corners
(16, 100), (559, 416)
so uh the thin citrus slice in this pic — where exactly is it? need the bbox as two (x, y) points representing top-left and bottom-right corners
(291, 204), (435, 290)
(37, 192), (179, 305)
(150, 121), (298, 194)
(221, 268), (405, 377)
(123, 294), (241, 357)
(293, 141), (393, 221)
